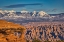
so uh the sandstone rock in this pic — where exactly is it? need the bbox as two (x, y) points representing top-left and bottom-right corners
(0, 20), (26, 42)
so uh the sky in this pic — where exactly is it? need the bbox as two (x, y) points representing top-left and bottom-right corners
(0, 0), (64, 14)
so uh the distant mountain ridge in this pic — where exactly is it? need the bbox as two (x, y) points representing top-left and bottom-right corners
(0, 10), (64, 23)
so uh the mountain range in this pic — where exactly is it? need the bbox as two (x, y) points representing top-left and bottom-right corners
(0, 10), (64, 24)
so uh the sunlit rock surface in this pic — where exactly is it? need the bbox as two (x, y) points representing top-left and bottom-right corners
(0, 20), (26, 42)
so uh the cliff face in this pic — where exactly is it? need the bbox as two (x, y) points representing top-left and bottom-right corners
(0, 20), (26, 42)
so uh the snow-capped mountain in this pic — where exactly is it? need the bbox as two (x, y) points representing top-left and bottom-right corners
(21, 10), (29, 14)
(32, 11), (37, 17)
(0, 10), (16, 14)
(0, 10), (50, 19)
(38, 11), (48, 16)
(0, 10), (6, 14)
(0, 9), (64, 23)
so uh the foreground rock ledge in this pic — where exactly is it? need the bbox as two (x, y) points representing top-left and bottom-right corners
(0, 20), (26, 42)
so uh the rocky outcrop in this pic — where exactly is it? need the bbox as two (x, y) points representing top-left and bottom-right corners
(24, 22), (64, 42)
(0, 20), (26, 42)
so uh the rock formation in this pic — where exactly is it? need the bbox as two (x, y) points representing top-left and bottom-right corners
(23, 22), (64, 42)
(0, 20), (26, 42)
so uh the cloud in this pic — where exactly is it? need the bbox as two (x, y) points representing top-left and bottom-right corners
(5, 3), (42, 8)
(52, 9), (57, 12)
(46, 9), (57, 12)
(33, 9), (46, 11)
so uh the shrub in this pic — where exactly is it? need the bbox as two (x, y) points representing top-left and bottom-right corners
(32, 38), (41, 42)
